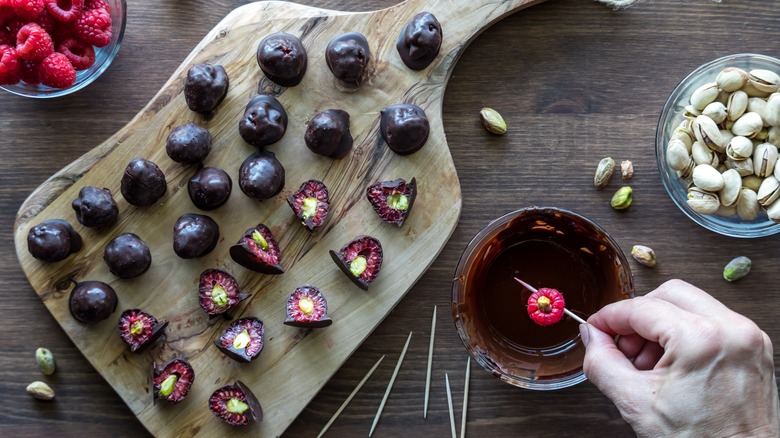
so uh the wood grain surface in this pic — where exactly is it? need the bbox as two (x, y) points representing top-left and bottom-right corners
(3, 0), (780, 437)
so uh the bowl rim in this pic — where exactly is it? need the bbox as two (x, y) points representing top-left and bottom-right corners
(655, 52), (780, 238)
(451, 206), (634, 390)
(0, 0), (128, 99)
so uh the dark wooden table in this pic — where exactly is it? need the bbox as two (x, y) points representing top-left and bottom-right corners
(3, 0), (780, 436)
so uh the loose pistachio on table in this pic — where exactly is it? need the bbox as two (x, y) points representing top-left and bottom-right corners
(621, 160), (634, 180)
(26, 381), (55, 400)
(723, 256), (752, 282)
(479, 108), (506, 135)
(611, 186), (632, 210)
(594, 157), (615, 189)
(631, 245), (656, 268)
(666, 65), (780, 223)
(36, 348), (55, 376)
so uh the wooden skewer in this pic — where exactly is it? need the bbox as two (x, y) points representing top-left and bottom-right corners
(317, 355), (385, 438)
(460, 357), (471, 438)
(369, 331), (413, 437)
(514, 277), (588, 325)
(424, 305), (437, 419)
(445, 373), (457, 438)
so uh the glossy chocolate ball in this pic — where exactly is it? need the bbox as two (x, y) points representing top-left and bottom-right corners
(188, 167), (232, 210)
(69, 280), (118, 324)
(72, 186), (119, 227)
(238, 95), (288, 147)
(304, 109), (352, 159)
(27, 219), (83, 262)
(325, 32), (371, 86)
(173, 213), (220, 259)
(184, 64), (229, 115)
(380, 104), (430, 155)
(120, 158), (167, 206)
(256, 32), (307, 87)
(238, 150), (285, 201)
(166, 122), (212, 164)
(104, 233), (152, 279)
(396, 12), (442, 71)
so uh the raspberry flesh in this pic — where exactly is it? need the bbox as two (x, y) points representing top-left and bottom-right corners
(74, 6), (110, 47)
(38, 51), (74, 87)
(0, 44), (21, 84)
(527, 287), (566, 326)
(12, 0), (45, 21)
(84, 0), (107, 12)
(16, 23), (53, 62)
(45, 0), (84, 22)
(57, 37), (92, 69)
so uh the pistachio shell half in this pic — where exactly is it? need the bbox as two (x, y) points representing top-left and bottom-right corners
(757, 175), (780, 207)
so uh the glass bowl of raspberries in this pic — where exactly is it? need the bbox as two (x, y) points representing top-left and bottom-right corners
(0, 0), (126, 98)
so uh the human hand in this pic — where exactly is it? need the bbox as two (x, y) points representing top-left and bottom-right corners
(581, 279), (779, 438)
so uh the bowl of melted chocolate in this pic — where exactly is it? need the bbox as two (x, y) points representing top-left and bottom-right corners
(452, 206), (634, 390)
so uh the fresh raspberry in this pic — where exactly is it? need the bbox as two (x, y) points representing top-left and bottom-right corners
(38, 51), (74, 87)
(73, 6), (110, 47)
(57, 37), (92, 69)
(527, 287), (566, 327)
(84, 0), (107, 13)
(16, 23), (53, 62)
(0, 44), (21, 85)
(32, 8), (55, 33)
(19, 58), (39, 83)
(50, 18), (75, 44)
(46, 0), (83, 23)
(0, 1), (15, 26)
(12, 0), (45, 21)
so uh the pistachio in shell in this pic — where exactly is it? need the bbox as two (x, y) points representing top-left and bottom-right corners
(631, 245), (656, 268)
(594, 157), (615, 189)
(723, 256), (751, 282)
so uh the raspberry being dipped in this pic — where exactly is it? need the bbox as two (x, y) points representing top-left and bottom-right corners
(284, 285), (332, 328)
(527, 287), (565, 326)
(152, 359), (194, 405)
(330, 235), (383, 290)
(366, 177), (417, 227)
(229, 224), (283, 274)
(209, 380), (263, 426)
(198, 269), (249, 319)
(214, 317), (264, 362)
(118, 309), (168, 352)
(287, 180), (329, 231)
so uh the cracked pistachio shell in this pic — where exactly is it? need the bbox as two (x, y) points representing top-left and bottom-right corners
(742, 175), (764, 192)
(732, 112), (764, 137)
(749, 69), (780, 93)
(692, 164), (725, 192)
(725, 156), (754, 177)
(684, 105), (701, 118)
(687, 187), (720, 214)
(610, 186), (632, 210)
(694, 115), (724, 152)
(743, 81), (771, 98)
(737, 187), (760, 221)
(719, 169), (741, 207)
(755, 128), (769, 141)
(768, 199), (780, 223)
(725, 136), (753, 161)
(631, 245), (656, 268)
(753, 142), (779, 177)
(727, 90), (748, 122)
(757, 175), (780, 207)
(594, 157), (616, 189)
(679, 159), (695, 178)
(723, 256), (751, 281)
(764, 93), (780, 127)
(667, 139), (692, 171)
(717, 67), (749, 92)
(747, 98), (770, 127)
(702, 102), (727, 124)
(690, 82), (720, 111)
(692, 141), (716, 166)
(621, 160), (634, 180)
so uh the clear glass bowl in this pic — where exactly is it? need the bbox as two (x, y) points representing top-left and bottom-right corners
(451, 207), (634, 390)
(656, 53), (780, 238)
(0, 0), (127, 98)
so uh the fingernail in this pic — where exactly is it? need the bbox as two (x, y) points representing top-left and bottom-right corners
(579, 324), (590, 347)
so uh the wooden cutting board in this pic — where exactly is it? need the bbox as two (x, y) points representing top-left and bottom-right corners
(14, 0), (544, 436)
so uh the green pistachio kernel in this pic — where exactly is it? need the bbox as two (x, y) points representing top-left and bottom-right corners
(159, 374), (179, 397)
(35, 348), (55, 376)
(227, 397), (249, 414)
(611, 186), (633, 210)
(212, 284), (229, 308)
(387, 193), (409, 211)
(350, 255), (368, 277)
(302, 197), (318, 219)
(723, 256), (751, 282)
(130, 320), (144, 336)
(251, 230), (268, 251)
(233, 330), (251, 350)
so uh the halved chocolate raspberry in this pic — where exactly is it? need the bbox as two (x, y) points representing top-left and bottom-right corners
(152, 359), (194, 404)
(214, 317), (264, 362)
(287, 180), (329, 231)
(329, 235), (383, 290)
(284, 285), (332, 328)
(117, 309), (168, 352)
(229, 224), (284, 274)
(198, 269), (249, 318)
(209, 380), (263, 426)
(366, 177), (417, 227)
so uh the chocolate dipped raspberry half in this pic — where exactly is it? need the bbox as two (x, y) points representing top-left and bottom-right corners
(284, 285), (332, 328)
(329, 235), (383, 290)
(214, 317), (264, 363)
(152, 359), (194, 405)
(287, 180), (329, 231)
(366, 177), (417, 227)
(118, 309), (168, 352)
(209, 380), (263, 426)
(229, 224), (284, 274)
(198, 269), (249, 319)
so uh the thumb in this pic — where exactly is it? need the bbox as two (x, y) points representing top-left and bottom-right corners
(581, 323), (650, 405)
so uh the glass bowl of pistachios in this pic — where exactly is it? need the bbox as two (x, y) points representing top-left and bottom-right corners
(656, 53), (780, 238)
